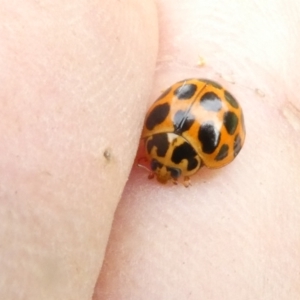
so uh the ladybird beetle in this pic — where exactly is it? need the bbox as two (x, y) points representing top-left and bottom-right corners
(141, 78), (246, 187)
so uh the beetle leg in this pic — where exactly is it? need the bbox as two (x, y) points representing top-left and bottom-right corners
(183, 176), (191, 187)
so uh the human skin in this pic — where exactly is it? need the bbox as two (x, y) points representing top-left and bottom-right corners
(0, 0), (299, 300)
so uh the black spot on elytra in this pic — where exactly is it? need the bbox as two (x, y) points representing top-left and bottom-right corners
(146, 133), (169, 157)
(145, 102), (170, 131)
(174, 83), (197, 100)
(223, 111), (239, 135)
(173, 110), (195, 133)
(198, 79), (223, 89)
(198, 122), (220, 154)
(234, 134), (242, 157)
(215, 144), (229, 161)
(224, 90), (239, 108)
(200, 92), (223, 111)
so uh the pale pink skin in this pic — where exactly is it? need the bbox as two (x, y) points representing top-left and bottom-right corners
(0, 0), (299, 299)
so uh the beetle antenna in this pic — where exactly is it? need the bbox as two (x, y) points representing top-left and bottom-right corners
(137, 162), (151, 173)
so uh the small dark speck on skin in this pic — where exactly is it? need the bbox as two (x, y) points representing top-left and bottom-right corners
(103, 148), (112, 161)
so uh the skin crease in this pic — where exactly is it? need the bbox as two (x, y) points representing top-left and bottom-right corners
(0, 1), (299, 300)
